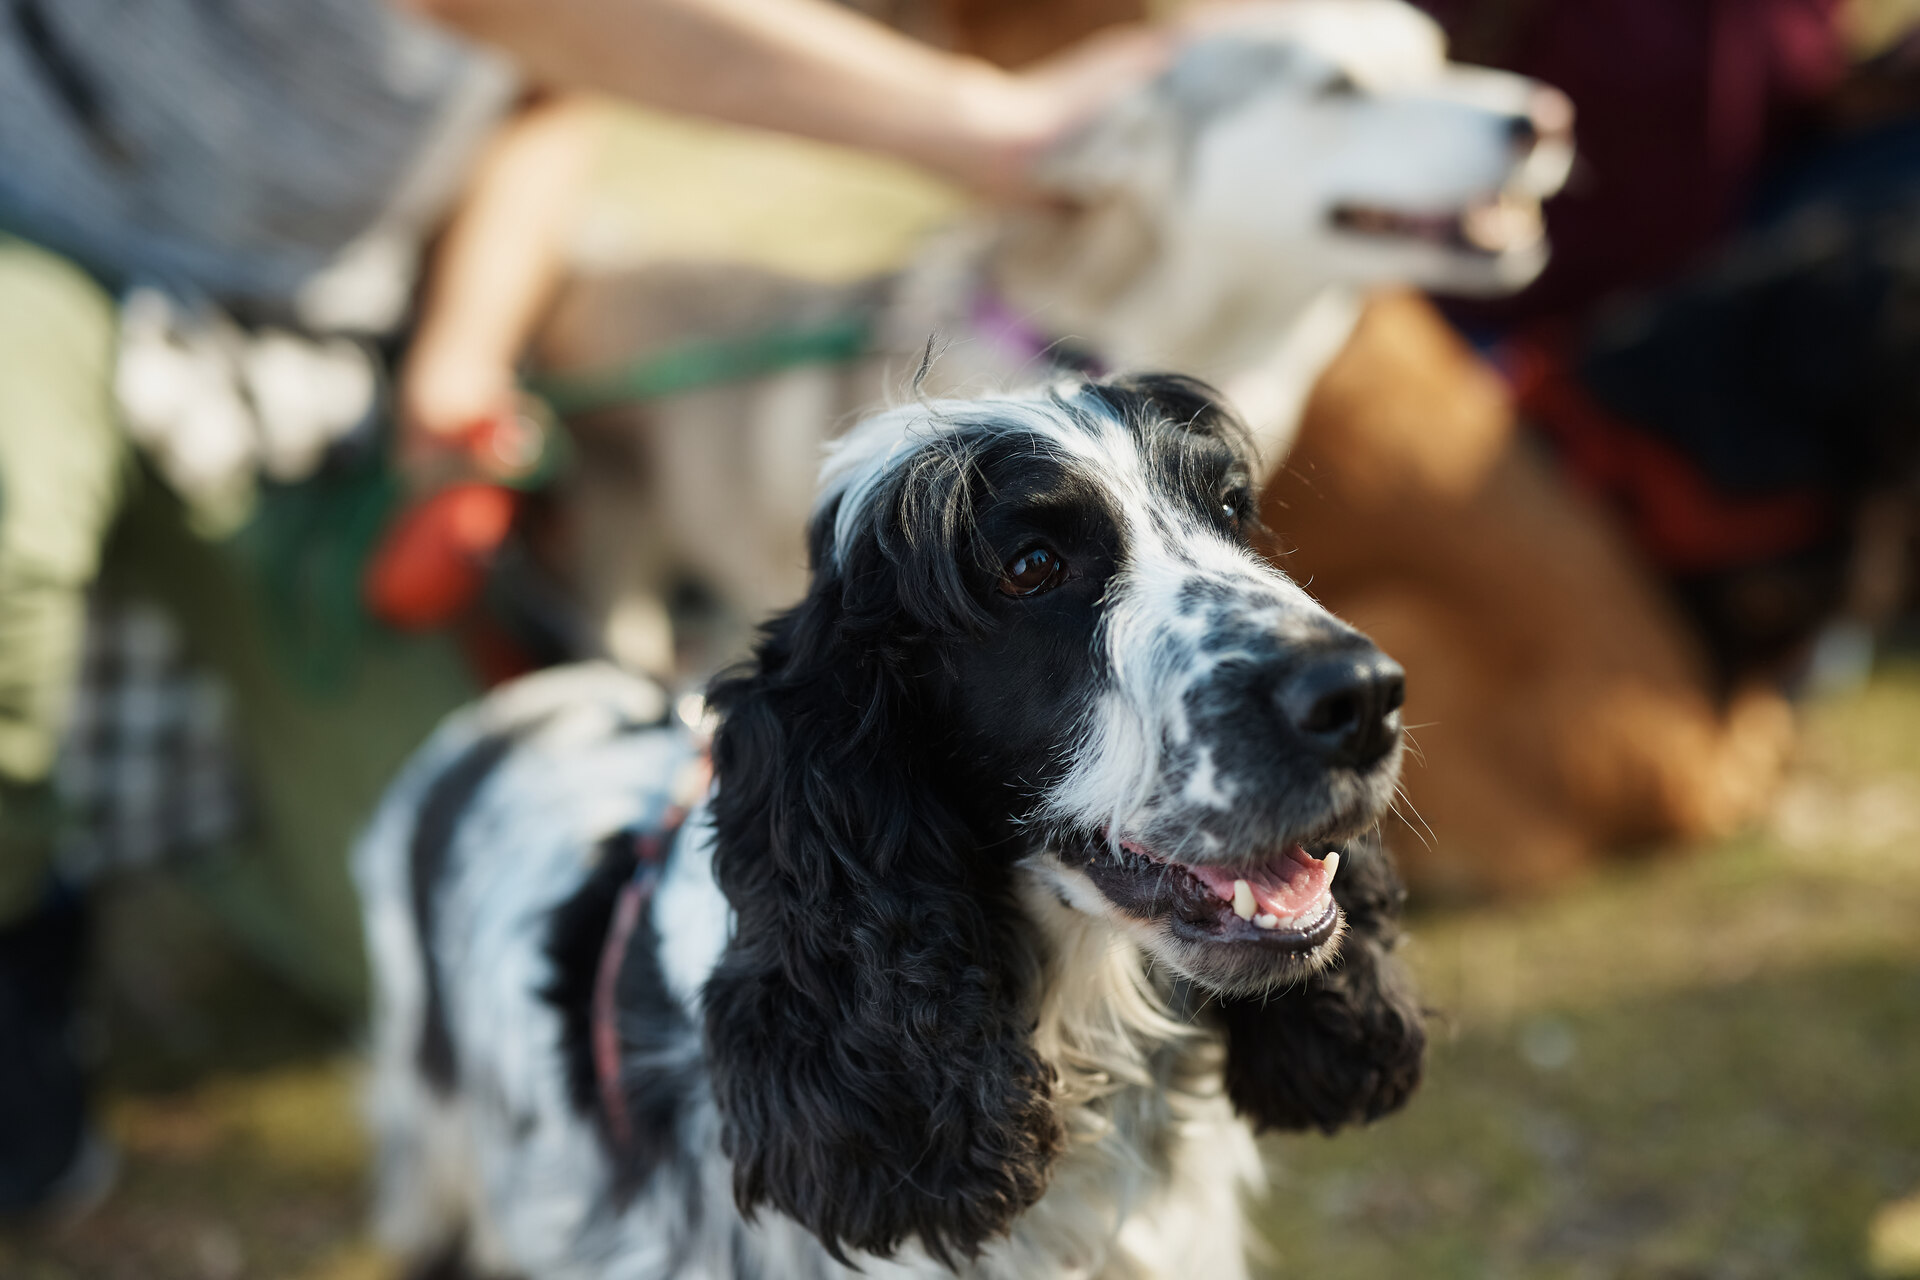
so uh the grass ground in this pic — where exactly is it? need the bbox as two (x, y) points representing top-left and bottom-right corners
(1260, 665), (1920, 1279)
(3, 666), (1917, 1280)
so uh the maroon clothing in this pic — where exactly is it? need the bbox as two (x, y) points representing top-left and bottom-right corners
(1420, 0), (1848, 324)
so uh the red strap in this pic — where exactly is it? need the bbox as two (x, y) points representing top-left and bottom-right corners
(589, 748), (713, 1152)
(1507, 333), (1833, 573)
(591, 855), (654, 1151)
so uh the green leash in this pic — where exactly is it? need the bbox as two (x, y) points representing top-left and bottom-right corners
(246, 307), (874, 692)
(525, 307), (875, 418)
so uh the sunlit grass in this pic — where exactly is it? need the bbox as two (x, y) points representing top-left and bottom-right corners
(1257, 666), (1920, 1278)
(0, 1062), (373, 1280)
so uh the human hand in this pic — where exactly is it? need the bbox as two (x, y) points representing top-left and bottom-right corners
(396, 340), (521, 490)
(947, 23), (1176, 204)
(406, 0), (1179, 211)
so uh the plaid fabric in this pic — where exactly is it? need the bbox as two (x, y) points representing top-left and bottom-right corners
(52, 592), (244, 881)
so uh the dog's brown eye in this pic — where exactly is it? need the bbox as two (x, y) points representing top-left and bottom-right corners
(999, 546), (1067, 597)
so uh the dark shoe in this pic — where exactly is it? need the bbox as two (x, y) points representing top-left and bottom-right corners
(0, 883), (97, 1215)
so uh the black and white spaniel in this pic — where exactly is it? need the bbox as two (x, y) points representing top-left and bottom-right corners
(355, 375), (1424, 1279)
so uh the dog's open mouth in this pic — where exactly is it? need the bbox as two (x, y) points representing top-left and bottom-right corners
(1330, 191), (1544, 257)
(1070, 837), (1343, 952)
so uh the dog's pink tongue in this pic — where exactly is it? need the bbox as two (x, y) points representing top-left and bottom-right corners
(1187, 847), (1332, 920)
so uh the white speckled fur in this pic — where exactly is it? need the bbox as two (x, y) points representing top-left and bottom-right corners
(820, 390), (1345, 871)
(358, 665), (1261, 1280)
(359, 376), (1404, 1275)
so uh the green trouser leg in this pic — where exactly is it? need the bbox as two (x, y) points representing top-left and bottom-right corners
(0, 234), (127, 929)
(105, 480), (479, 1019)
(0, 231), (477, 1016)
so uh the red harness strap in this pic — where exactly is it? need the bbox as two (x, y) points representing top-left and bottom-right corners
(1505, 331), (1834, 573)
(591, 750), (712, 1152)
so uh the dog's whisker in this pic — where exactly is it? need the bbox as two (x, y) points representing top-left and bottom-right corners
(1398, 727), (1429, 768)
(1389, 783), (1439, 853)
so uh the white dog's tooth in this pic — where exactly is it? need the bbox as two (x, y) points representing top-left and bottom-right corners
(1254, 913), (1279, 930)
(1324, 851), (1341, 883)
(1232, 879), (1256, 921)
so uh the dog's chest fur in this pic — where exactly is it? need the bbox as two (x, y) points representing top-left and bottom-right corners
(356, 665), (1260, 1280)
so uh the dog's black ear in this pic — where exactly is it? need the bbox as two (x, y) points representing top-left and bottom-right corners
(1214, 830), (1425, 1133)
(701, 564), (1061, 1265)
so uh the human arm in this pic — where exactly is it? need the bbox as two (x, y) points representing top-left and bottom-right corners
(398, 92), (603, 464)
(397, 0), (1169, 201)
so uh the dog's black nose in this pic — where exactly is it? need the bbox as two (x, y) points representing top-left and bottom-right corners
(1277, 647), (1405, 768)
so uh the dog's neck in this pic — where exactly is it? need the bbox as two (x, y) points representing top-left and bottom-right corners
(1020, 873), (1202, 1119)
(978, 209), (1364, 466)
(1215, 287), (1365, 464)
(986, 200), (1337, 367)
(1004, 868), (1258, 1278)
(872, 218), (1362, 472)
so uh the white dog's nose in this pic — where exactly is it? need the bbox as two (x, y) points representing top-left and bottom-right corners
(1510, 83), (1575, 151)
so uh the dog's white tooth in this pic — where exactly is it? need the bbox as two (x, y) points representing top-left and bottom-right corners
(1232, 879), (1256, 921)
(1254, 913), (1279, 930)
(1324, 851), (1341, 883)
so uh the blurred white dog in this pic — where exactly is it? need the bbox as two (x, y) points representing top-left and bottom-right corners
(1000, 0), (1571, 389)
(539, 0), (1572, 674)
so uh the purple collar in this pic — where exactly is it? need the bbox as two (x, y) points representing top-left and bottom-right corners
(968, 290), (1107, 376)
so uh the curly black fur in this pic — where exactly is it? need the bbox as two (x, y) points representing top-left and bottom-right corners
(1214, 829), (1425, 1133)
(700, 374), (1423, 1264)
(702, 463), (1065, 1266)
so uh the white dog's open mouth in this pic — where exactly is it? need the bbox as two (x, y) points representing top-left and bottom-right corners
(1331, 190), (1545, 257)
(1066, 837), (1343, 952)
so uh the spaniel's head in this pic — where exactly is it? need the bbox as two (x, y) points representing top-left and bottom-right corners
(703, 376), (1421, 1264)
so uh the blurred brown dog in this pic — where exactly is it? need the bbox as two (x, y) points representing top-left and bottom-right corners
(1265, 292), (1794, 897)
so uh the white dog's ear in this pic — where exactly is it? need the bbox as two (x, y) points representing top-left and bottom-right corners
(1030, 96), (1177, 207)
(1160, 34), (1308, 121)
(993, 29), (1318, 365)
(990, 76), (1178, 337)
(1033, 27), (1304, 201)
